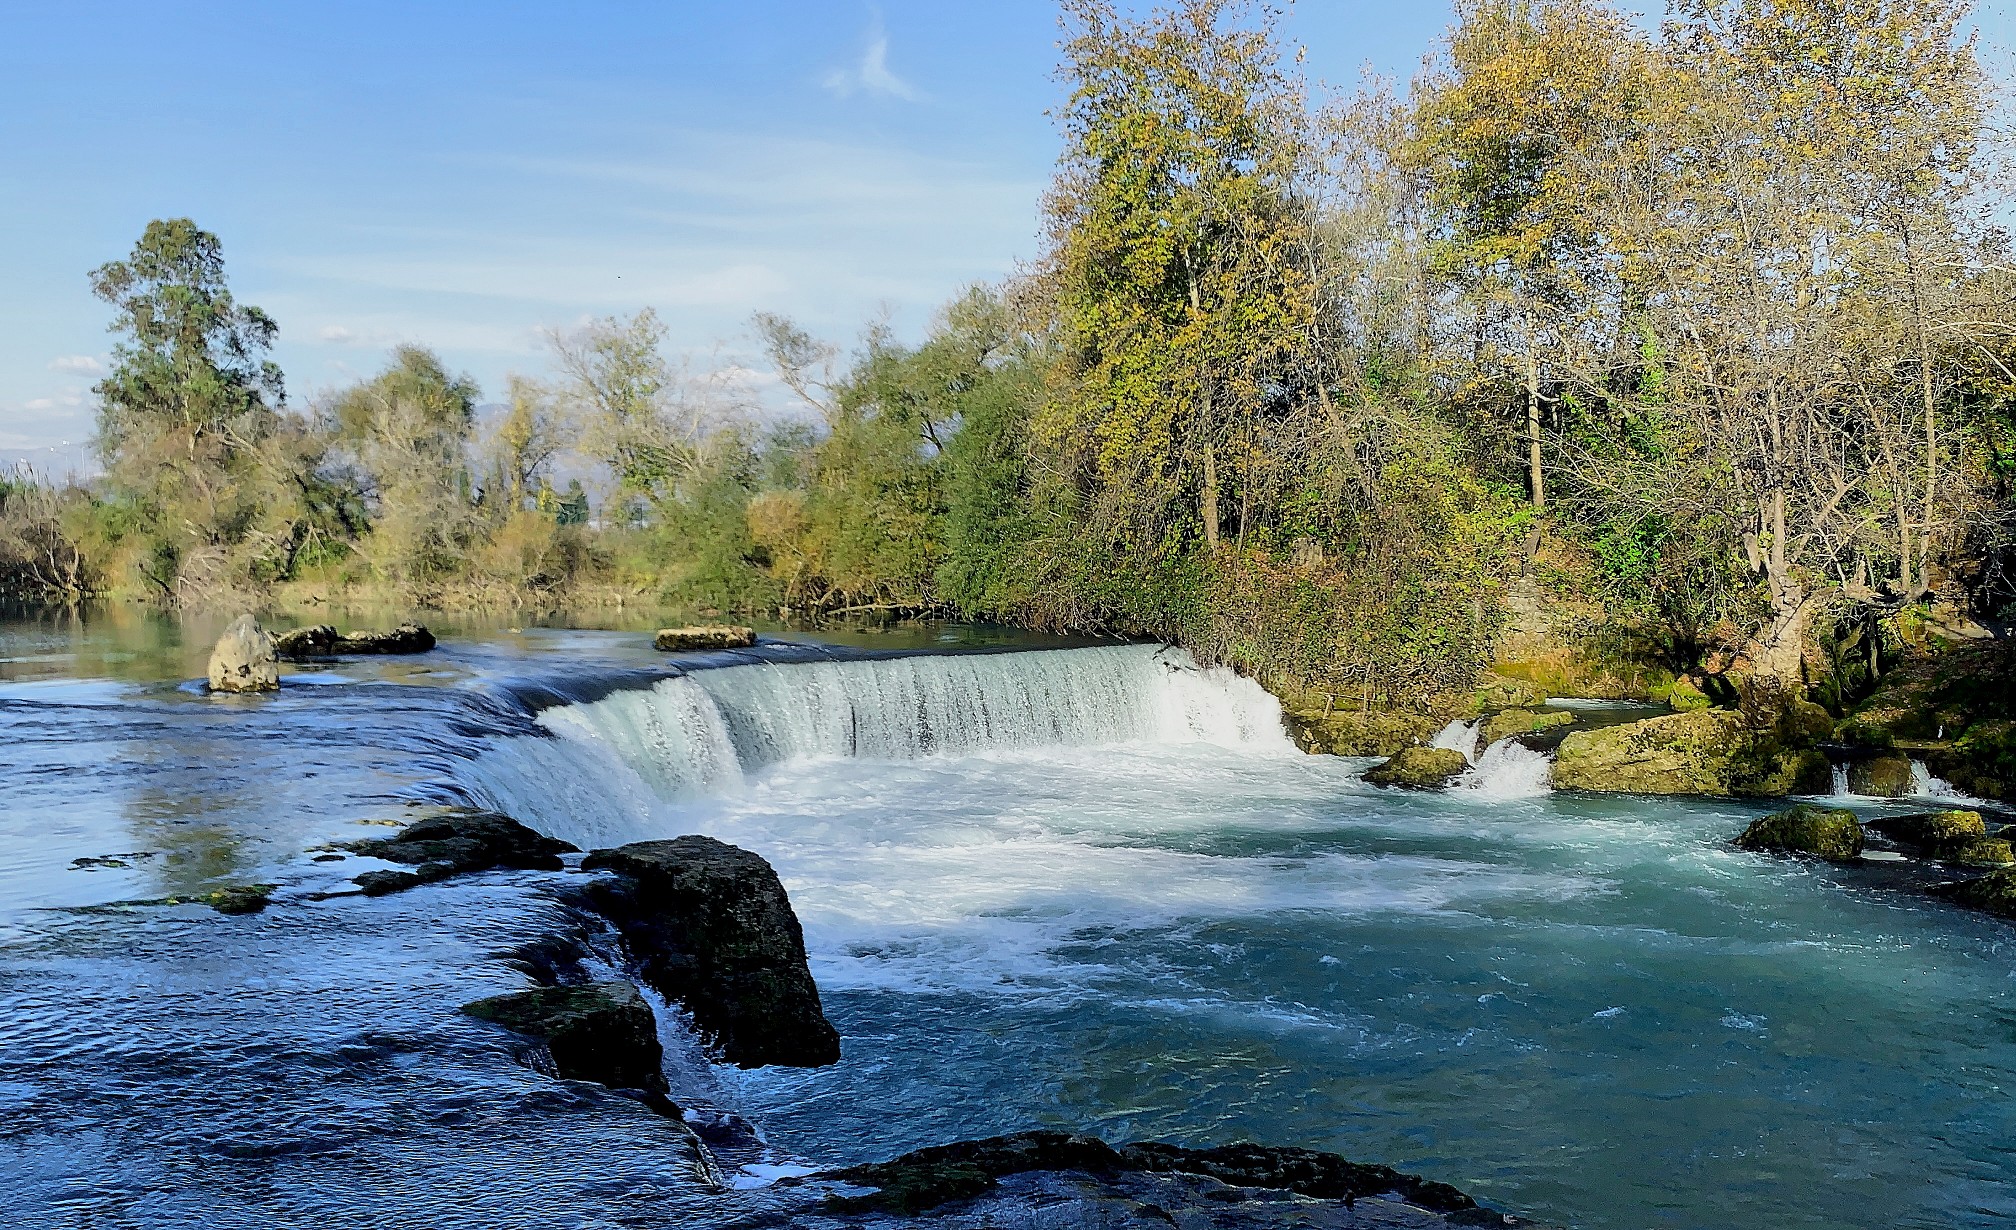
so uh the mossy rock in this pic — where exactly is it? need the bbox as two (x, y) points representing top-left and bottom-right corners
(1281, 708), (1434, 757)
(1734, 806), (1864, 862)
(1553, 708), (1830, 797)
(1664, 677), (1712, 712)
(1866, 809), (1985, 856)
(145, 884), (276, 915)
(1949, 838), (2015, 867)
(1934, 868), (2016, 919)
(1481, 707), (1575, 746)
(1848, 756), (1915, 798)
(1363, 746), (1469, 790)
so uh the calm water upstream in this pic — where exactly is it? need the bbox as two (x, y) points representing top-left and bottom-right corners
(1, 606), (2012, 1229)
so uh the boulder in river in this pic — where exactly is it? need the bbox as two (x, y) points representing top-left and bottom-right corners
(1364, 747), (1470, 790)
(1934, 867), (2016, 918)
(1552, 707), (1831, 797)
(348, 809), (576, 894)
(1865, 809), (1986, 857)
(1949, 838), (2016, 867)
(1733, 805), (1864, 861)
(1847, 755), (1915, 798)
(652, 625), (757, 652)
(1482, 708), (1574, 747)
(817, 1131), (1501, 1223)
(462, 981), (666, 1093)
(580, 836), (840, 1068)
(274, 622), (436, 659)
(207, 614), (279, 693)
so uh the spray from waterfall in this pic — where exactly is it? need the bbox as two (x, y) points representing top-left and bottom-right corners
(1451, 738), (1554, 799)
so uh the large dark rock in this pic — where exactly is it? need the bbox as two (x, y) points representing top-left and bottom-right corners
(821, 1131), (1494, 1221)
(580, 836), (840, 1069)
(1364, 747), (1469, 790)
(462, 981), (666, 1092)
(349, 809), (575, 894)
(1733, 805), (1864, 861)
(276, 622), (436, 659)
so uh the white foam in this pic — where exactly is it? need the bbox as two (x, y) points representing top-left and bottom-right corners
(1909, 759), (1986, 805)
(1431, 719), (1483, 765)
(1451, 738), (1553, 799)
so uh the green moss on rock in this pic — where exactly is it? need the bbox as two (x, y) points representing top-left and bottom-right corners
(1950, 838), (2015, 867)
(1847, 756), (1915, 798)
(1934, 868), (2016, 918)
(1553, 708), (1831, 797)
(1482, 707), (1575, 746)
(1866, 810), (1986, 856)
(1363, 747), (1469, 790)
(1281, 708), (1434, 757)
(1734, 805), (1864, 861)
(1664, 677), (1711, 712)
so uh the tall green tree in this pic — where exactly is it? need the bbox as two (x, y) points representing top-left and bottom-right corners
(1038, 0), (1321, 559)
(88, 219), (293, 598)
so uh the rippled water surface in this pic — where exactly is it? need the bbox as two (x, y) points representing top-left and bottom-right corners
(3, 606), (2014, 1230)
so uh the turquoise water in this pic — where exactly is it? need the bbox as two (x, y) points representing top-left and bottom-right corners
(2, 609), (2013, 1228)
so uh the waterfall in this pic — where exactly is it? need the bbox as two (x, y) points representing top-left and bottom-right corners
(1431, 719), (1484, 765)
(1451, 737), (1553, 799)
(454, 644), (1293, 846)
(1829, 762), (1851, 797)
(1908, 759), (1984, 805)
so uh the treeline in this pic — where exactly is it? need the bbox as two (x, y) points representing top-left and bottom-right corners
(7, 0), (2014, 705)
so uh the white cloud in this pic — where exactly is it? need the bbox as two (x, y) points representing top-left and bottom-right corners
(318, 324), (360, 344)
(822, 17), (919, 102)
(48, 354), (102, 374)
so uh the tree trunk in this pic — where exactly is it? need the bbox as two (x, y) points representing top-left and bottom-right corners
(1524, 312), (1544, 511)
(1201, 440), (1221, 552)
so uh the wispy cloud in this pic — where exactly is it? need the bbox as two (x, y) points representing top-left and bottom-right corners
(822, 15), (919, 102)
(48, 354), (102, 375)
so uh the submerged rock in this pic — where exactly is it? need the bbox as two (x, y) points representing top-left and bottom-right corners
(348, 809), (575, 894)
(1364, 747), (1470, 790)
(274, 622), (436, 659)
(817, 1131), (1507, 1224)
(462, 981), (666, 1093)
(207, 614), (279, 694)
(580, 836), (840, 1068)
(1865, 809), (1986, 857)
(1847, 755), (1915, 798)
(653, 625), (757, 652)
(131, 883), (277, 914)
(1734, 805), (1864, 861)
(1552, 708), (1830, 797)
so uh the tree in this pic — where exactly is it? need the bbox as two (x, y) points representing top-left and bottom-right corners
(1408, 0), (1648, 515)
(332, 346), (479, 591)
(1038, 0), (1322, 558)
(88, 219), (295, 599)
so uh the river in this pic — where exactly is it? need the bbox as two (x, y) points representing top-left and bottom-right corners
(2, 607), (2012, 1229)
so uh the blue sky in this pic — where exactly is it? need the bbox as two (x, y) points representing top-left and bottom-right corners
(1, 1), (2007, 470)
